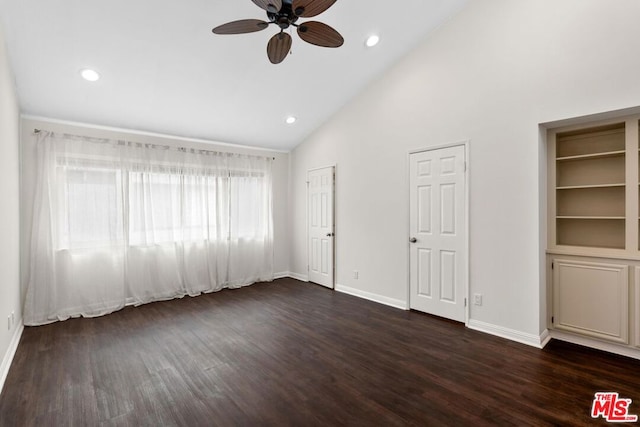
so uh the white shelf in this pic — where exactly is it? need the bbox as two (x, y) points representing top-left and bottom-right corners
(546, 247), (632, 260)
(556, 183), (625, 190)
(556, 150), (625, 161)
(557, 216), (625, 220)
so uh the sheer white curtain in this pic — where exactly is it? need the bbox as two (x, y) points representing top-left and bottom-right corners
(24, 132), (273, 325)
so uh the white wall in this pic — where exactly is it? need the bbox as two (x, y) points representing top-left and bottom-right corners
(20, 117), (291, 292)
(0, 24), (21, 388)
(290, 0), (640, 340)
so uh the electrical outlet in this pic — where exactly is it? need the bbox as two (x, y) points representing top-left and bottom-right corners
(353, 270), (359, 279)
(474, 294), (483, 306)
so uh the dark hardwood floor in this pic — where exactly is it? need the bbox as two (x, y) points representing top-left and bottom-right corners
(1, 278), (638, 426)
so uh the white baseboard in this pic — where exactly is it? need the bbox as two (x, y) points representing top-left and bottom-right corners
(335, 284), (408, 310)
(286, 272), (309, 282)
(550, 329), (640, 361)
(272, 272), (310, 282)
(539, 329), (552, 348)
(273, 271), (290, 279)
(0, 321), (24, 394)
(467, 319), (549, 349)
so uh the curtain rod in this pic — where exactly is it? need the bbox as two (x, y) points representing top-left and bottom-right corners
(32, 128), (276, 161)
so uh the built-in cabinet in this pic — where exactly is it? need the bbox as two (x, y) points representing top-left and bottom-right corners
(547, 115), (640, 358)
(552, 259), (628, 343)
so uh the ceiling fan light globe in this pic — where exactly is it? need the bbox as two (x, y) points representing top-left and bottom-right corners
(277, 16), (290, 29)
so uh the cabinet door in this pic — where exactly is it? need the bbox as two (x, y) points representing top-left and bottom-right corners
(553, 259), (629, 344)
(636, 267), (640, 348)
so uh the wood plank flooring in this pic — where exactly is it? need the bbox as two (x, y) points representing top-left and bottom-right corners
(1, 278), (639, 426)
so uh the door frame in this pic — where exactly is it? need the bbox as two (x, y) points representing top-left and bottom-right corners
(407, 141), (470, 325)
(307, 164), (336, 288)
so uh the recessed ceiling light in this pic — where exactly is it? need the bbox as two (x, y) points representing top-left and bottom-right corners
(80, 69), (100, 82)
(365, 35), (380, 47)
(286, 116), (297, 125)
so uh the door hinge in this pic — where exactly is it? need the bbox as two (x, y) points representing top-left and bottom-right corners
(464, 298), (467, 307)
(551, 316), (554, 324)
(464, 162), (467, 172)
(551, 262), (554, 270)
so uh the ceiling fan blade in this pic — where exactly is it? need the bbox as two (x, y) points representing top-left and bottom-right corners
(252, 0), (283, 13)
(212, 19), (270, 35)
(297, 21), (343, 48)
(292, 0), (336, 17)
(267, 32), (292, 64)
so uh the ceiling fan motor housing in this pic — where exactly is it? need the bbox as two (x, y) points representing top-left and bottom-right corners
(267, 0), (300, 30)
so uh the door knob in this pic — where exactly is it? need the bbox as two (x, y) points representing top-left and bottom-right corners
(410, 237), (417, 243)
(326, 233), (334, 237)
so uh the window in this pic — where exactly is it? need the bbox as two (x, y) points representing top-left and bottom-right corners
(57, 163), (270, 249)
(26, 132), (274, 325)
(58, 167), (123, 249)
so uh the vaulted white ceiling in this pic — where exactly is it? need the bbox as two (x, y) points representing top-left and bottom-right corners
(0, 0), (467, 150)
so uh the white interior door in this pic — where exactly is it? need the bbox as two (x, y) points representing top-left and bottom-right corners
(409, 145), (466, 322)
(308, 167), (334, 288)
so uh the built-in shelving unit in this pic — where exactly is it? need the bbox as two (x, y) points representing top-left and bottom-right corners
(554, 123), (626, 249)
(547, 115), (640, 358)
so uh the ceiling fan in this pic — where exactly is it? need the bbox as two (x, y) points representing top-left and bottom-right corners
(212, 0), (344, 64)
